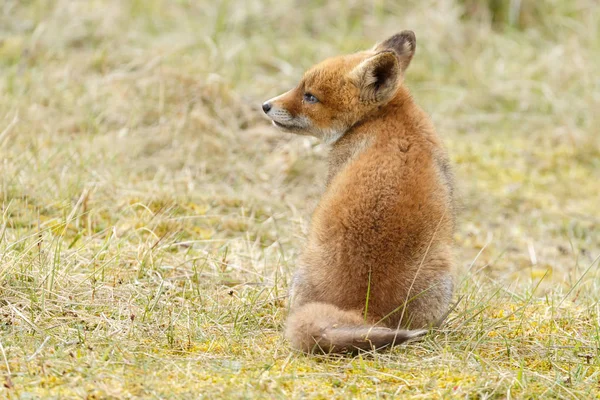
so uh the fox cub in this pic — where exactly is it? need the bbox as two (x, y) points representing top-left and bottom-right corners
(263, 31), (456, 353)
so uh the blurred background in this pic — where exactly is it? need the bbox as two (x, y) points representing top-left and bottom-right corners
(2, 0), (598, 285)
(1, 1), (600, 396)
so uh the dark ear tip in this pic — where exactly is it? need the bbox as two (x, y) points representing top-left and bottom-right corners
(377, 31), (416, 54)
(399, 30), (416, 48)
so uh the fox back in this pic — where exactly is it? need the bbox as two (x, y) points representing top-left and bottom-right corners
(263, 31), (456, 354)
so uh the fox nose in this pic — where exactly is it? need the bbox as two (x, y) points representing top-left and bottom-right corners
(262, 102), (272, 114)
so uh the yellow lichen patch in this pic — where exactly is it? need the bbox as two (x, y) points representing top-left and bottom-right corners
(192, 226), (214, 239)
(186, 202), (210, 215)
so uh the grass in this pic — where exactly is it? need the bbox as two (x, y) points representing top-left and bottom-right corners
(1, 0), (599, 398)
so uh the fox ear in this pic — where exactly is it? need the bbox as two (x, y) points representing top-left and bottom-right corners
(373, 30), (416, 73)
(350, 51), (400, 104)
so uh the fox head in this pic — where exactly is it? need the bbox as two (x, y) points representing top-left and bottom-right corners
(262, 31), (416, 144)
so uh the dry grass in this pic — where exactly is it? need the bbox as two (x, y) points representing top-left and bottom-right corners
(1, 0), (599, 398)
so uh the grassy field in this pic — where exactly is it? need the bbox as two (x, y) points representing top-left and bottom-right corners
(1, 0), (599, 398)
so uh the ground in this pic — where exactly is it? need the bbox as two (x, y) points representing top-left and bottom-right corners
(1, 0), (599, 398)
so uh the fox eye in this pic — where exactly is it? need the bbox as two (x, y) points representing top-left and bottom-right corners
(303, 92), (319, 104)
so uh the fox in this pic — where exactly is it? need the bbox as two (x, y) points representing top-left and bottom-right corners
(262, 31), (456, 354)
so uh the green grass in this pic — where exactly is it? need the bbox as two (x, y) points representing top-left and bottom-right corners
(1, 0), (599, 398)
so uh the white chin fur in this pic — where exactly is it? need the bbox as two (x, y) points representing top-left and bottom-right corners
(272, 120), (295, 130)
(267, 109), (344, 144)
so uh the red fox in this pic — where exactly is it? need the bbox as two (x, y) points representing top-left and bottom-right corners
(263, 31), (456, 354)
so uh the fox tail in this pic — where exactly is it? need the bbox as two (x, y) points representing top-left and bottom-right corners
(285, 302), (426, 354)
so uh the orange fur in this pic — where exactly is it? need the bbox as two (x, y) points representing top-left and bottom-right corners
(263, 31), (456, 354)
